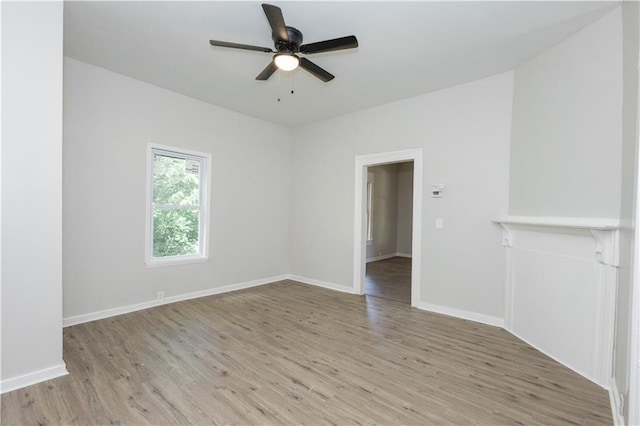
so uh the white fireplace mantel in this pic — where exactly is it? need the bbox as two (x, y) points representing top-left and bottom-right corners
(495, 216), (620, 267)
(494, 215), (620, 388)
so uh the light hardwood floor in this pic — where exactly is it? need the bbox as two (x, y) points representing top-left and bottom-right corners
(2, 279), (612, 425)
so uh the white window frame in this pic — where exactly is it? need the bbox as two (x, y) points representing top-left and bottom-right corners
(145, 143), (212, 267)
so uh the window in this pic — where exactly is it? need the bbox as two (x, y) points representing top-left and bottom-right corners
(146, 144), (211, 266)
(366, 180), (374, 242)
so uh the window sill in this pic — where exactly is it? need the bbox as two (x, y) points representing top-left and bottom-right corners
(146, 256), (208, 268)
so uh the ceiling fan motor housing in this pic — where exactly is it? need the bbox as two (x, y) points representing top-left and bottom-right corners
(209, 3), (357, 82)
(274, 26), (303, 53)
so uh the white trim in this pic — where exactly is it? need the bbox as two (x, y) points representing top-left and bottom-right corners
(610, 376), (625, 425)
(590, 228), (621, 267)
(354, 149), (423, 307)
(63, 275), (287, 327)
(498, 220), (620, 269)
(65, 299), (159, 327)
(495, 216), (620, 230)
(145, 256), (208, 268)
(1, 363), (68, 394)
(366, 253), (397, 263)
(366, 252), (412, 263)
(594, 263), (618, 389)
(287, 275), (357, 294)
(145, 143), (212, 267)
(503, 233), (514, 331)
(416, 302), (504, 328)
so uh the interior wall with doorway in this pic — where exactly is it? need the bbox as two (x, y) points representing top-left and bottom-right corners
(290, 71), (511, 323)
(366, 162), (413, 262)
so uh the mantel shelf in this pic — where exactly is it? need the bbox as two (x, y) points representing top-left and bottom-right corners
(495, 216), (620, 268)
(494, 216), (620, 231)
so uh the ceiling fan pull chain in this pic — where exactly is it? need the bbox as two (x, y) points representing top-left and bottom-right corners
(277, 70), (282, 102)
(291, 72), (295, 95)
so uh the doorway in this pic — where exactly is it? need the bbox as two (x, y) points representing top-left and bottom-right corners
(364, 162), (414, 304)
(353, 149), (423, 307)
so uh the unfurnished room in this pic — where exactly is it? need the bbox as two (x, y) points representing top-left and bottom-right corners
(2, 1), (640, 425)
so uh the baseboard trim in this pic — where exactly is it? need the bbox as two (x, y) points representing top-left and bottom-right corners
(1, 363), (68, 394)
(288, 276), (503, 328)
(366, 253), (396, 263)
(287, 275), (357, 294)
(416, 302), (504, 328)
(63, 275), (288, 327)
(610, 376), (625, 425)
(366, 253), (412, 263)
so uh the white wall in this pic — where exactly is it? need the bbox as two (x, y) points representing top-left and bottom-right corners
(509, 8), (622, 218)
(616, 2), (640, 423)
(366, 164), (399, 260)
(396, 162), (414, 255)
(291, 72), (512, 321)
(504, 8), (623, 391)
(63, 58), (292, 320)
(1, 2), (67, 391)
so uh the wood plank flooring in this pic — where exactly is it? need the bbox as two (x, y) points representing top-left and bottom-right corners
(2, 279), (612, 425)
(366, 256), (412, 304)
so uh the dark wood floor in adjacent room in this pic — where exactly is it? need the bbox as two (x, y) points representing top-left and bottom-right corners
(366, 256), (412, 304)
(2, 275), (612, 425)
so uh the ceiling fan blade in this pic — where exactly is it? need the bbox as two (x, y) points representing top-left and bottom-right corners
(299, 58), (334, 82)
(262, 3), (288, 42)
(255, 60), (278, 81)
(210, 40), (273, 53)
(299, 35), (358, 55)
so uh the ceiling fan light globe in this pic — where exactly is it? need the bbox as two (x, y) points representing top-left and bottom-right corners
(274, 54), (299, 71)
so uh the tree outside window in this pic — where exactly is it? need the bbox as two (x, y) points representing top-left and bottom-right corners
(146, 145), (210, 266)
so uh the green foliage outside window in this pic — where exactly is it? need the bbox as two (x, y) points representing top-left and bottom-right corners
(152, 154), (201, 258)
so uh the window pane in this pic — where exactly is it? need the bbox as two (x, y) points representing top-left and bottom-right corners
(153, 154), (200, 206)
(153, 208), (200, 257)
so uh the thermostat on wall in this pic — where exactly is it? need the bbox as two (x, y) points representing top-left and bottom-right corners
(432, 184), (444, 198)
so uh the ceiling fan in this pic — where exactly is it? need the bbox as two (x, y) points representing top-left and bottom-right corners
(209, 3), (358, 82)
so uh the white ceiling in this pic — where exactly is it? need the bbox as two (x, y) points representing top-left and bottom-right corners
(64, 1), (617, 128)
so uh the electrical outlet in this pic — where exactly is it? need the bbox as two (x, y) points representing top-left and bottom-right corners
(157, 291), (165, 301)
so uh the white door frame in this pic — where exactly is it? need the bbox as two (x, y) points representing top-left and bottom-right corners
(353, 149), (423, 307)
